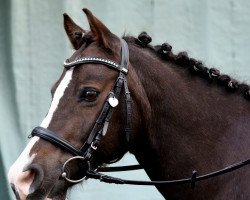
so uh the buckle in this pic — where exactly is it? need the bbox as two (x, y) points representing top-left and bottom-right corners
(91, 142), (98, 150)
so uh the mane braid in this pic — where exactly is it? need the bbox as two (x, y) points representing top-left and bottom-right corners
(123, 33), (250, 101)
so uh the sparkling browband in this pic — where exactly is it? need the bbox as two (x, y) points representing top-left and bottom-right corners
(64, 57), (128, 74)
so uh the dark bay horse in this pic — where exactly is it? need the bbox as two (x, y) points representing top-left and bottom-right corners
(8, 8), (249, 200)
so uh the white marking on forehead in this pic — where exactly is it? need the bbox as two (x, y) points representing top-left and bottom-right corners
(8, 68), (74, 198)
(41, 68), (74, 128)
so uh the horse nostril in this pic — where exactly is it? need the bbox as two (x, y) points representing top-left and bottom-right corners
(9, 163), (45, 199)
(23, 163), (44, 194)
(11, 183), (21, 200)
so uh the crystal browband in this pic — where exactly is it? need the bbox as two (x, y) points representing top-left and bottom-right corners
(64, 57), (128, 74)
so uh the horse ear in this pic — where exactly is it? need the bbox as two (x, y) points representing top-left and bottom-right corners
(82, 8), (117, 52)
(63, 13), (86, 50)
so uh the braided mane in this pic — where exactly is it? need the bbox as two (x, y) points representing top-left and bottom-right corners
(123, 32), (250, 101)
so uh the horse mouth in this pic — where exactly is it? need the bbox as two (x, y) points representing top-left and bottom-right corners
(46, 180), (69, 200)
(47, 191), (67, 200)
(25, 178), (69, 200)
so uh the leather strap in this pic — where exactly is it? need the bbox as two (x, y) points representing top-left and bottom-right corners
(31, 127), (84, 156)
(124, 77), (132, 142)
(97, 164), (142, 172)
(88, 158), (250, 187)
(64, 57), (128, 74)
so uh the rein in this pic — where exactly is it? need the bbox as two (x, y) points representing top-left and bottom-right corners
(92, 159), (250, 188)
(28, 38), (250, 188)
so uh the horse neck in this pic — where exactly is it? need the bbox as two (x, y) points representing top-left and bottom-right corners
(128, 44), (250, 182)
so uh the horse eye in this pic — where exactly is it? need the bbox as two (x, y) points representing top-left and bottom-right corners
(78, 88), (100, 102)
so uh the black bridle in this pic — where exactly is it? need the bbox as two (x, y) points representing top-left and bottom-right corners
(29, 39), (249, 187)
(30, 38), (131, 183)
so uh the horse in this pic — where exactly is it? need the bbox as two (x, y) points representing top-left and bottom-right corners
(8, 8), (249, 200)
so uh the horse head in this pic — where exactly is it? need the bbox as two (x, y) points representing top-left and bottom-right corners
(8, 8), (149, 200)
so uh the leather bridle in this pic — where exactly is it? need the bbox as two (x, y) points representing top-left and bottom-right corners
(29, 38), (249, 188)
(30, 38), (131, 183)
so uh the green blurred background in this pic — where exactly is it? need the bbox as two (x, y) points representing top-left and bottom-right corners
(1, 0), (250, 199)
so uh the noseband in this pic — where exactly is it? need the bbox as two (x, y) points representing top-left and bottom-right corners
(29, 39), (131, 183)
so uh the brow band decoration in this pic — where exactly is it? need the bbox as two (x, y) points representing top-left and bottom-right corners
(63, 57), (128, 74)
